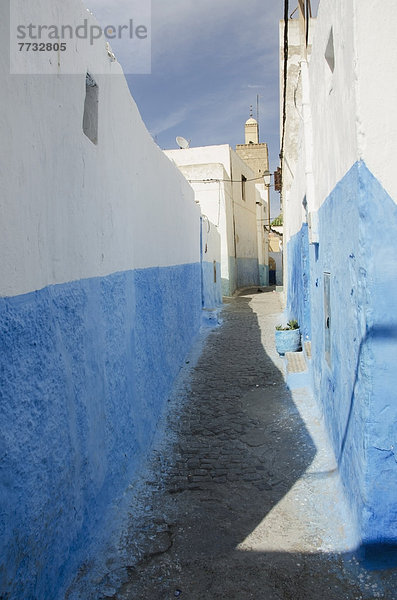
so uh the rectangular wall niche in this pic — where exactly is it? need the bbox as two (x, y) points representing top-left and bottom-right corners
(83, 73), (99, 145)
(324, 272), (331, 367)
(325, 27), (335, 73)
(241, 175), (247, 201)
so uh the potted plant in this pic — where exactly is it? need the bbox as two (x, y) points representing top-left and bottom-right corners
(275, 319), (301, 355)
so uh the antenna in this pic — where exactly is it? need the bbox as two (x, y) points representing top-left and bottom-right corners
(176, 136), (190, 149)
(257, 94), (260, 141)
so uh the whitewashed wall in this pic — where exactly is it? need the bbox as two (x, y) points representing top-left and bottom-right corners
(0, 2), (202, 598)
(201, 216), (222, 308)
(309, 0), (358, 209)
(165, 145), (260, 294)
(307, 0), (397, 209)
(0, 1), (199, 299)
(282, 0), (397, 547)
(167, 145), (232, 176)
(229, 149), (259, 263)
(172, 162), (231, 286)
(355, 0), (397, 203)
(166, 146), (259, 262)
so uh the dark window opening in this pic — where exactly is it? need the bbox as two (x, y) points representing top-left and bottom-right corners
(325, 27), (335, 73)
(241, 175), (247, 201)
(83, 73), (99, 145)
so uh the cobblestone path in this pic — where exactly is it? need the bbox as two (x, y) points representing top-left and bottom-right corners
(77, 290), (397, 600)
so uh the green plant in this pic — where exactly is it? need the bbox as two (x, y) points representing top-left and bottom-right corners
(271, 213), (283, 227)
(275, 319), (299, 331)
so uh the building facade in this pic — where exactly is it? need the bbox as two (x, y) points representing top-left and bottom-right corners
(281, 0), (397, 547)
(165, 144), (262, 296)
(236, 117), (270, 286)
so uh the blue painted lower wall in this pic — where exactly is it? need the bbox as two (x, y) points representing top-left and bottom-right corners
(236, 257), (260, 290)
(221, 257), (236, 297)
(222, 257), (260, 296)
(202, 261), (222, 309)
(287, 223), (311, 341)
(259, 264), (269, 287)
(287, 161), (397, 544)
(0, 263), (201, 599)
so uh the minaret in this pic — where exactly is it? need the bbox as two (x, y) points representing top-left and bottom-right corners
(235, 108), (271, 287)
(236, 107), (269, 177)
(245, 106), (259, 144)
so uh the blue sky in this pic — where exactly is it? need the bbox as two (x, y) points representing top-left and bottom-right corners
(88, 1), (319, 218)
(128, 1), (282, 162)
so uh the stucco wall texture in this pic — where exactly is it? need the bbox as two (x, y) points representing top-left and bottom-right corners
(0, 266), (202, 599)
(289, 162), (397, 544)
(283, 0), (397, 548)
(0, 1), (214, 597)
(286, 223), (311, 342)
(165, 146), (261, 296)
(201, 218), (222, 309)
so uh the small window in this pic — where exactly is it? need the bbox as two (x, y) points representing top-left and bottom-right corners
(241, 175), (247, 201)
(83, 73), (99, 144)
(325, 27), (335, 73)
(213, 260), (217, 283)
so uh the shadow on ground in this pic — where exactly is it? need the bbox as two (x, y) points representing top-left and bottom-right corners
(68, 291), (397, 600)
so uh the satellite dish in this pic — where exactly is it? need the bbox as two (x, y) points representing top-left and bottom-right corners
(176, 136), (190, 149)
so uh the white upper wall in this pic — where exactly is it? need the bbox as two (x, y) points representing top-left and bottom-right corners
(166, 145), (233, 177)
(309, 0), (358, 207)
(175, 163), (230, 277)
(0, 0), (199, 297)
(279, 18), (315, 195)
(308, 0), (397, 207)
(175, 163), (226, 227)
(165, 145), (259, 261)
(284, 141), (308, 241)
(355, 0), (397, 202)
(229, 149), (259, 260)
(201, 218), (221, 266)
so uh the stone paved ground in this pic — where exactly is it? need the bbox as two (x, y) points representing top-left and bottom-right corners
(70, 290), (397, 600)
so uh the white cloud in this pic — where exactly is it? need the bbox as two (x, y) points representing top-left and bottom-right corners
(150, 0), (281, 66)
(150, 105), (190, 136)
(84, 0), (284, 162)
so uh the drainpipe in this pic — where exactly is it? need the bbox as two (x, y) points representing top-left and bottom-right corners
(300, 59), (319, 244)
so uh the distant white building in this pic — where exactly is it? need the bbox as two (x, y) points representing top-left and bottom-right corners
(165, 144), (264, 295)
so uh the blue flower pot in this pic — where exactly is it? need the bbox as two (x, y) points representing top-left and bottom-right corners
(275, 328), (301, 355)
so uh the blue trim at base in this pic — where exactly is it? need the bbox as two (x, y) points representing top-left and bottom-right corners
(0, 264), (201, 599)
(286, 160), (397, 544)
(259, 264), (269, 287)
(202, 261), (222, 308)
(287, 223), (311, 340)
(236, 257), (259, 290)
(222, 257), (260, 296)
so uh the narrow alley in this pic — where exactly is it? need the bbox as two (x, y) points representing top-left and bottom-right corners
(2, 2), (397, 598)
(69, 290), (397, 600)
